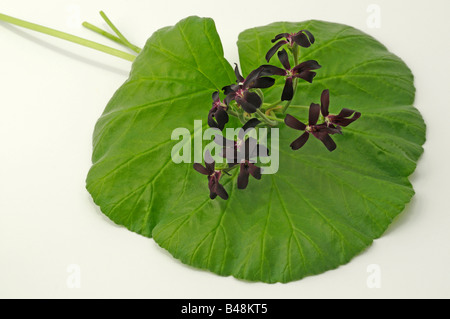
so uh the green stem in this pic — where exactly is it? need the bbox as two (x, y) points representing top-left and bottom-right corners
(265, 114), (285, 123)
(237, 112), (247, 125)
(226, 109), (239, 117)
(221, 163), (239, 175)
(281, 79), (298, 113)
(256, 109), (278, 126)
(255, 88), (264, 104)
(82, 21), (126, 47)
(99, 11), (141, 54)
(287, 105), (310, 109)
(0, 12), (136, 62)
(263, 100), (283, 110)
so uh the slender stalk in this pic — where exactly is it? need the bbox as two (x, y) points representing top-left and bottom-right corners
(237, 112), (247, 125)
(255, 88), (264, 104)
(287, 105), (310, 109)
(0, 12), (136, 62)
(221, 163), (239, 175)
(263, 100), (282, 110)
(226, 109), (239, 117)
(82, 21), (126, 47)
(99, 11), (141, 54)
(256, 109), (278, 126)
(265, 115), (285, 123)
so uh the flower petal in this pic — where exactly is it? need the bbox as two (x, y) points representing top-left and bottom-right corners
(242, 137), (259, 160)
(236, 91), (261, 113)
(234, 63), (245, 83)
(259, 65), (286, 76)
(237, 163), (250, 189)
(224, 92), (236, 106)
(204, 150), (215, 173)
(309, 103), (320, 125)
(207, 112), (218, 129)
(328, 110), (361, 127)
(271, 33), (290, 43)
(248, 163), (262, 180)
(258, 143), (270, 157)
(320, 89), (330, 116)
(238, 119), (260, 144)
(277, 49), (291, 70)
(241, 118), (261, 133)
(214, 107), (229, 130)
(253, 77), (276, 89)
(193, 163), (210, 175)
(337, 108), (357, 118)
(292, 60), (322, 73)
(265, 40), (288, 62)
(212, 91), (220, 103)
(317, 134), (337, 152)
(281, 77), (294, 101)
(243, 67), (264, 89)
(284, 114), (306, 130)
(290, 132), (309, 150)
(209, 190), (218, 200)
(214, 182), (229, 200)
(292, 30), (315, 47)
(292, 60), (321, 83)
(294, 71), (316, 83)
(222, 84), (239, 95)
(302, 30), (315, 44)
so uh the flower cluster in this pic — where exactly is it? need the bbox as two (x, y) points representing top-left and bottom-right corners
(194, 29), (361, 200)
(285, 90), (361, 152)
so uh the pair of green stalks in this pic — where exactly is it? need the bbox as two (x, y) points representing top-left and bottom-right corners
(0, 11), (142, 62)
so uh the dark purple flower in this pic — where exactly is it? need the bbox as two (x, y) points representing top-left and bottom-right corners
(238, 160), (262, 189)
(215, 119), (268, 189)
(208, 91), (229, 130)
(285, 104), (341, 152)
(320, 89), (361, 128)
(219, 118), (268, 163)
(261, 49), (321, 101)
(266, 30), (315, 62)
(222, 64), (275, 113)
(193, 151), (228, 200)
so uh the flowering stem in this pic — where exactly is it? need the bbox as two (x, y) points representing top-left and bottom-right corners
(82, 21), (142, 54)
(238, 112), (247, 125)
(255, 88), (264, 104)
(286, 105), (310, 109)
(265, 114), (285, 123)
(0, 12), (136, 62)
(98, 11), (142, 54)
(262, 100), (282, 111)
(226, 109), (239, 117)
(221, 163), (239, 175)
(82, 21), (125, 46)
(256, 109), (278, 126)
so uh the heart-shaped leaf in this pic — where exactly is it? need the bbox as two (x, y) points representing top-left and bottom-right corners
(86, 17), (425, 283)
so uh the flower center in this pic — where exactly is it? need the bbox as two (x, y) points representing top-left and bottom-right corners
(212, 170), (221, 179)
(236, 89), (245, 98)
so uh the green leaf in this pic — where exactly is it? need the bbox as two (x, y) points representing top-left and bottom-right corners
(86, 18), (426, 283)
(86, 16), (235, 237)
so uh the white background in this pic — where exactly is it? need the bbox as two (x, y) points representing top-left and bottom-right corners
(0, 0), (449, 299)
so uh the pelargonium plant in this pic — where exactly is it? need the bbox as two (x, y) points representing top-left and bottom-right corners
(0, 11), (426, 283)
